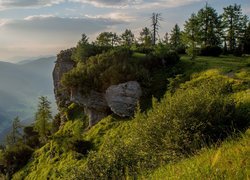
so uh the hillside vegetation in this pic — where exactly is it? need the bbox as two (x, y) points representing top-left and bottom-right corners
(11, 55), (250, 179)
(147, 129), (250, 179)
(1, 3), (250, 179)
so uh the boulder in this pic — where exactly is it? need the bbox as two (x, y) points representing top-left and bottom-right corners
(105, 81), (142, 117)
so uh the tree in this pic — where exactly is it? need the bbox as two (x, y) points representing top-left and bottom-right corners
(182, 13), (200, 59)
(197, 4), (222, 47)
(222, 4), (248, 53)
(121, 29), (134, 47)
(151, 13), (162, 45)
(34, 96), (52, 143)
(163, 32), (169, 45)
(169, 24), (185, 53)
(79, 33), (89, 45)
(95, 32), (113, 46)
(6, 117), (22, 146)
(243, 22), (250, 54)
(139, 27), (152, 47)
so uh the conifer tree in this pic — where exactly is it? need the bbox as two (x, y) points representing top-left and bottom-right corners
(222, 4), (248, 52)
(34, 96), (52, 143)
(121, 29), (134, 47)
(197, 3), (222, 47)
(139, 27), (152, 47)
(169, 24), (185, 52)
(182, 13), (200, 59)
(6, 117), (22, 146)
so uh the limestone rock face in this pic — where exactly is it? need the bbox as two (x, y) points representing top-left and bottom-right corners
(70, 89), (109, 126)
(105, 81), (142, 117)
(53, 49), (75, 108)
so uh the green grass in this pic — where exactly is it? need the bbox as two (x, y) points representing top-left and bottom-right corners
(146, 129), (250, 180)
(179, 55), (250, 76)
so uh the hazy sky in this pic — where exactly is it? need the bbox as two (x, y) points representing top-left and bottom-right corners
(0, 0), (250, 62)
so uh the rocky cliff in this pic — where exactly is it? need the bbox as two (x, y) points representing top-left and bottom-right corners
(53, 50), (142, 127)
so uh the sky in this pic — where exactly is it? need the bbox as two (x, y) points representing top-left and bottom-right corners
(0, 0), (250, 62)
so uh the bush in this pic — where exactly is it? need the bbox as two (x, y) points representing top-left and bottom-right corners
(233, 47), (243, 57)
(23, 126), (40, 149)
(200, 46), (222, 57)
(1, 144), (33, 177)
(70, 139), (93, 155)
(62, 47), (150, 94)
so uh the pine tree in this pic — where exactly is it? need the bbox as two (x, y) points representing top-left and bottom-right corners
(169, 24), (185, 52)
(197, 3), (222, 47)
(222, 4), (248, 52)
(121, 29), (134, 47)
(95, 32), (114, 46)
(34, 96), (52, 143)
(6, 117), (22, 146)
(182, 13), (200, 60)
(139, 27), (152, 47)
(243, 22), (250, 54)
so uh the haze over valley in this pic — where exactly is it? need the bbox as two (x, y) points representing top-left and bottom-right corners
(0, 56), (56, 143)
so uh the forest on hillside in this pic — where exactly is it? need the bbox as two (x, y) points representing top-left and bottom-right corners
(0, 3), (250, 179)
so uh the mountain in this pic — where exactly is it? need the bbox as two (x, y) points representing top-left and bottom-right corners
(0, 56), (57, 144)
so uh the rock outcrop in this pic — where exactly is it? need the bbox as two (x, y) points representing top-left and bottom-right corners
(53, 50), (142, 127)
(105, 81), (142, 117)
(70, 89), (109, 126)
(53, 49), (76, 108)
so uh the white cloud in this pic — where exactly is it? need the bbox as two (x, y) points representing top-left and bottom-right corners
(70, 0), (202, 9)
(24, 14), (56, 20)
(0, 0), (64, 10)
(85, 12), (135, 22)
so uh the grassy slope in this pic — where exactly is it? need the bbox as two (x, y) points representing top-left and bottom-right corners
(146, 129), (250, 179)
(13, 55), (250, 179)
(145, 55), (250, 179)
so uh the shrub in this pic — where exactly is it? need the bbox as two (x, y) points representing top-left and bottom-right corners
(23, 126), (40, 149)
(62, 47), (150, 94)
(70, 139), (93, 155)
(1, 144), (33, 177)
(200, 46), (222, 57)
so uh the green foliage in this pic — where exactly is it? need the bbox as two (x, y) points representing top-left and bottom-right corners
(222, 4), (248, 53)
(23, 126), (40, 149)
(169, 24), (185, 53)
(147, 129), (250, 179)
(182, 13), (200, 59)
(95, 32), (120, 47)
(120, 29), (135, 47)
(197, 4), (222, 47)
(64, 103), (86, 122)
(12, 56), (250, 179)
(62, 47), (151, 94)
(200, 46), (222, 56)
(139, 27), (152, 48)
(6, 117), (22, 146)
(34, 96), (52, 143)
(0, 144), (33, 178)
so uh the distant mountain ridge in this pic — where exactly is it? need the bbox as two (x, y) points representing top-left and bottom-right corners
(0, 56), (57, 144)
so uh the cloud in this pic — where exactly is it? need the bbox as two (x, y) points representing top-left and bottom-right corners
(85, 12), (135, 22)
(70, 0), (202, 9)
(69, 0), (142, 8)
(0, 0), (64, 10)
(0, 15), (128, 59)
